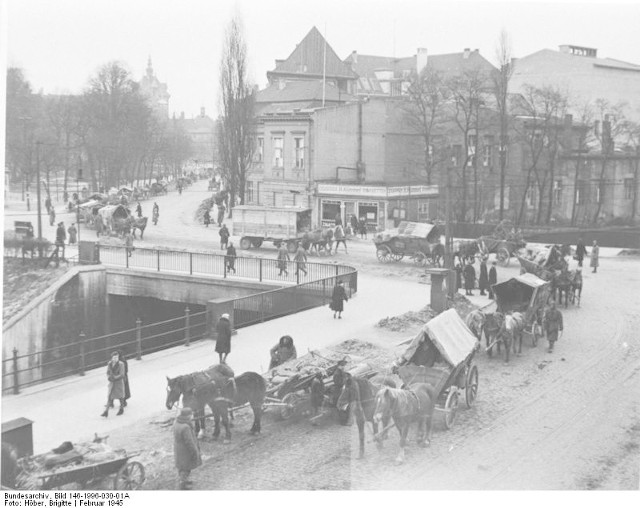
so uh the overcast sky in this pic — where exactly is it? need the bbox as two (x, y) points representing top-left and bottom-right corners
(5, 0), (640, 119)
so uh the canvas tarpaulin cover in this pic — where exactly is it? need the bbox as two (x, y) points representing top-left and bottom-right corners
(400, 309), (478, 368)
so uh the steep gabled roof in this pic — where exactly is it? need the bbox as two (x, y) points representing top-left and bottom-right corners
(256, 80), (354, 104)
(268, 26), (357, 80)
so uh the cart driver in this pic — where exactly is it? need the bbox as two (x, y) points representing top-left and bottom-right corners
(331, 357), (349, 406)
(269, 335), (297, 370)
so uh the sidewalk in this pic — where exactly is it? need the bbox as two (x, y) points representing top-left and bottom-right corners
(1, 273), (429, 453)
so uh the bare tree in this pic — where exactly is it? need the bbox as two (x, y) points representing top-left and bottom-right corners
(403, 67), (448, 185)
(218, 15), (255, 217)
(621, 119), (640, 221)
(492, 30), (513, 220)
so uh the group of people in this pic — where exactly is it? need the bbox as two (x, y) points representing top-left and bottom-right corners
(575, 238), (599, 273)
(203, 204), (226, 228)
(456, 257), (498, 299)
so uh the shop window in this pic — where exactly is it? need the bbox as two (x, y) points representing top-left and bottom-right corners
(322, 200), (341, 225)
(358, 202), (378, 225)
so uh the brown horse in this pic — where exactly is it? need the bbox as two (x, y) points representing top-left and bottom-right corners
(373, 384), (437, 464)
(337, 373), (395, 459)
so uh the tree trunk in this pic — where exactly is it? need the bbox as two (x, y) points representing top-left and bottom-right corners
(592, 157), (608, 224)
(545, 160), (556, 224)
(517, 174), (531, 226)
(570, 159), (580, 227)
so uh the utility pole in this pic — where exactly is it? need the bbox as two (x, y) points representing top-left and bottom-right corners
(445, 163), (453, 270)
(36, 141), (43, 256)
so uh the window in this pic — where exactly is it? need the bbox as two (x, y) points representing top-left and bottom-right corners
(418, 201), (430, 214)
(467, 135), (477, 166)
(256, 137), (264, 163)
(553, 180), (562, 205)
(272, 137), (283, 167)
(246, 181), (254, 204)
(624, 178), (635, 200)
(428, 144), (434, 164)
(595, 180), (605, 204)
(294, 137), (305, 169)
(576, 180), (587, 205)
(483, 136), (494, 168)
(525, 186), (538, 209)
(451, 145), (462, 166)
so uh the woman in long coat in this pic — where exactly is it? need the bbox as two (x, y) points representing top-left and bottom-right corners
(590, 240), (599, 273)
(463, 261), (476, 296)
(277, 244), (289, 276)
(330, 281), (348, 319)
(101, 351), (125, 417)
(478, 257), (489, 296)
(294, 245), (308, 275)
(215, 313), (231, 364)
(173, 407), (202, 490)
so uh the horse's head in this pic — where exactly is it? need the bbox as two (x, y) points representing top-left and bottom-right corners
(166, 375), (183, 410)
(373, 386), (395, 423)
(337, 372), (355, 411)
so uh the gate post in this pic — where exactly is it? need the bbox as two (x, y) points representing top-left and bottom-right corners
(12, 348), (19, 395)
(259, 258), (263, 282)
(135, 318), (142, 360)
(125, 247), (129, 268)
(261, 293), (265, 323)
(78, 332), (86, 376)
(189, 253), (193, 275)
(184, 306), (191, 347)
(157, 250), (161, 272)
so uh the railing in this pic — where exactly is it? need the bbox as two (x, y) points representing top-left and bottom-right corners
(97, 245), (355, 285)
(2, 308), (207, 394)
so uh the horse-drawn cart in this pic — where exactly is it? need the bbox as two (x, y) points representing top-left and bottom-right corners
(478, 235), (526, 267)
(373, 221), (444, 266)
(15, 442), (145, 490)
(394, 309), (480, 429)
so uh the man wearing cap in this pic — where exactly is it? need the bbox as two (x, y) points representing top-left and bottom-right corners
(488, 261), (498, 300)
(478, 257), (489, 296)
(543, 301), (564, 353)
(173, 407), (202, 490)
(215, 313), (232, 364)
(55, 222), (66, 261)
(101, 351), (126, 417)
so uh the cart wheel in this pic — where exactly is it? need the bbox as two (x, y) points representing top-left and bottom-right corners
(114, 461), (145, 490)
(280, 393), (301, 420)
(392, 253), (404, 262)
(497, 247), (510, 267)
(465, 366), (479, 409)
(444, 390), (459, 430)
(239, 237), (252, 250)
(413, 252), (426, 266)
(376, 246), (392, 263)
(286, 240), (298, 254)
(532, 323), (542, 347)
(251, 239), (263, 248)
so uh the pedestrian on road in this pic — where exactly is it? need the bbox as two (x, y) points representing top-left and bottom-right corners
(334, 224), (347, 254)
(463, 260), (476, 296)
(478, 257), (489, 296)
(95, 214), (104, 238)
(225, 242), (236, 274)
(219, 224), (230, 250)
(124, 230), (134, 257)
(101, 351), (126, 417)
(136, 202), (142, 218)
(45, 197), (52, 214)
(575, 237), (588, 268)
(358, 217), (367, 239)
(173, 407), (202, 490)
(543, 301), (564, 353)
(488, 261), (498, 300)
(49, 208), (56, 226)
(109, 351), (131, 408)
(268, 335), (297, 369)
(217, 203), (226, 227)
(330, 280), (348, 319)
(215, 313), (232, 364)
(590, 240), (599, 273)
(350, 215), (358, 237)
(294, 244), (308, 276)
(455, 263), (463, 292)
(310, 371), (325, 423)
(67, 223), (77, 245)
(204, 209), (211, 227)
(277, 243), (289, 276)
(152, 202), (159, 225)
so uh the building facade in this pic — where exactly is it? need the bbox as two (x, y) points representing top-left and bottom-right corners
(139, 57), (170, 118)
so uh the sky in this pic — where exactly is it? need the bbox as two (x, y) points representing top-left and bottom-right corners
(4, 0), (640, 119)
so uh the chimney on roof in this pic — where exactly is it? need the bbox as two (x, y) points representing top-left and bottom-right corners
(463, 48), (471, 59)
(416, 48), (428, 75)
(200, 107), (205, 117)
(351, 50), (358, 64)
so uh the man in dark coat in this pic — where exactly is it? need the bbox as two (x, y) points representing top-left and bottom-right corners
(219, 224), (230, 250)
(136, 202), (142, 218)
(544, 301), (564, 353)
(204, 209), (211, 227)
(173, 407), (202, 490)
(575, 238), (588, 267)
(332, 358), (348, 407)
(67, 223), (77, 245)
(276, 243), (289, 276)
(488, 261), (498, 300)
(463, 261), (476, 296)
(109, 351), (131, 409)
(455, 263), (463, 292)
(478, 257), (489, 296)
(55, 222), (66, 261)
(294, 244), (308, 276)
(330, 280), (348, 319)
(215, 313), (231, 363)
(217, 203), (226, 227)
(225, 242), (236, 274)
(101, 351), (125, 417)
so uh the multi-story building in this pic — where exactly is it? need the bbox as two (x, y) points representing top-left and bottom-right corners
(510, 44), (640, 121)
(174, 108), (216, 170)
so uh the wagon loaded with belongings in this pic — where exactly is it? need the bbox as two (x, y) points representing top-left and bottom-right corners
(394, 309), (480, 429)
(373, 221), (444, 266)
(14, 440), (145, 490)
(477, 219), (526, 267)
(97, 204), (132, 237)
(491, 273), (552, 348)
(263, 349), (377, 420)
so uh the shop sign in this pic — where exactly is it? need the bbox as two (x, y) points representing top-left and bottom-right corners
(318, 183), (438, 198)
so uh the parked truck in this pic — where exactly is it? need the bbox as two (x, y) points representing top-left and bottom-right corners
(232, 205), (313, 253)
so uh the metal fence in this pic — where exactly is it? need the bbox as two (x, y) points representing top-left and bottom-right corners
(97, 245), (356, 286)
(2, 308), (207, 394)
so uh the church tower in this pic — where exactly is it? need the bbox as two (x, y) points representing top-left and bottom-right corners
(139, 56), (170, 118)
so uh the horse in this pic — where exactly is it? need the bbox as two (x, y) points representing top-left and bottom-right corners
(373, 384), (437, 465)
(129, 216), (148, 240)
(483, 312), (505, 358)
(207, 371), (267, 442)
(336, 373), (395, 459)
(165, 365), (229, 438)
(453, 240), (480, 265)
(303, 228), (334, 256)
(465, 309), (485, 342)
(1, 442), (18, 489)
(495, 312), (526, 363)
